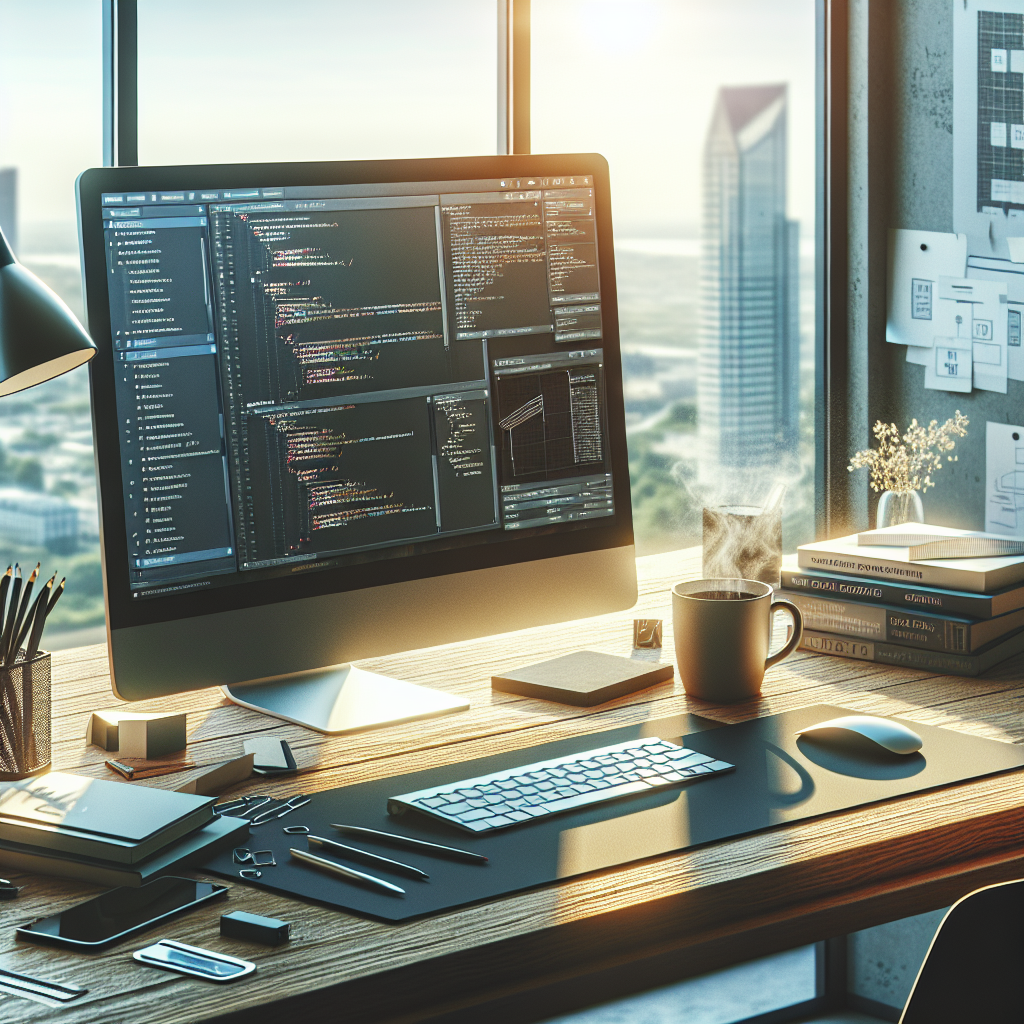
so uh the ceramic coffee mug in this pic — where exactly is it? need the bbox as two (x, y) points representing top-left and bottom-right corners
(672, 579), (803, 702)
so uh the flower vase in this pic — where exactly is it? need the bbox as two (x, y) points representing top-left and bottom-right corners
(876, 490), (924, 529)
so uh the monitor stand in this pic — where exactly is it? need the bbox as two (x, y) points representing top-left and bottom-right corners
(221, 664), (470, 734)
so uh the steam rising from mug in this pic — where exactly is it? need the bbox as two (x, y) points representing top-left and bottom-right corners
(702, 483), (786, 588)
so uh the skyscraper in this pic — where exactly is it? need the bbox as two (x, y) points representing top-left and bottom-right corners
(698, 84), (800, 484)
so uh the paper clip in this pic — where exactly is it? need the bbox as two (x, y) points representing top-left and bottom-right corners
(252, 851), (277, 867)
(232, 848), (253, 864)
(276, 794), (311, 819)
(283, 825), (310, 834)
(215, 794), (272, 818)
(238, 868), (262, 880)
(250, 794), (310, 826)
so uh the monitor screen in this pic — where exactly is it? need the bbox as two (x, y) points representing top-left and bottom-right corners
(79, 156), (631, 637)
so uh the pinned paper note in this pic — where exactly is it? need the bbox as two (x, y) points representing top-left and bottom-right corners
(986, 421), (1024, 537)
(886, 229), (968, 348)
(924, 340), (973, 392)
(936, 276), (1008, 392)
(965, 256), (1024, 381)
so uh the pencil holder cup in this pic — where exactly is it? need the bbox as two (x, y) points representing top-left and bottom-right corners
(0, 652), (51, 780)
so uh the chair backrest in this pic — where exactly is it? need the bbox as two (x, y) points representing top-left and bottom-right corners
(900, 878), (1023, 1024)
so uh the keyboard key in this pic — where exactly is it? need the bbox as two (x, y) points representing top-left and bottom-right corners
(536, 780), (556, 791)
(706, 761), (734, 771)
(496, 780), (519, 790)
(488, 802), (513, 815)
(484, 814), (513, 827)
(506, 810), (532, 821)
(580, 760), (600, 769)
(517, 784), (539, 795)
(458, 808), (493, 822)
(566, 773), (587, 783)
(417, 796), (448, 808)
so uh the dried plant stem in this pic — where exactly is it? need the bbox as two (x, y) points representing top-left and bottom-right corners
(847, 411), (969, 493)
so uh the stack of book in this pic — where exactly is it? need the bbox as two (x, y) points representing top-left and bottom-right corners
(0, 772), (248, 886)
(782, 524), (1024, 676)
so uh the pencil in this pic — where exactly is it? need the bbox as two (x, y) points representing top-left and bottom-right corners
(46, 578), (65, 618)
(14, 578), (54, 657)
(24, 586), (52, 665)
(8, 564), (38, 663)
(0, 566), (21, 667)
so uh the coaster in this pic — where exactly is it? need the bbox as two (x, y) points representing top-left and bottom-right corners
(491, 649), (674, 706)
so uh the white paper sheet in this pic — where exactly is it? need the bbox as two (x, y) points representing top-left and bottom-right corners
(965, 255), (1024, 380)
(936, 276), (1008, 392)
(886, 229), (968, 347)
(924, 340), (973, 392)
(986, 421), (1024, 537)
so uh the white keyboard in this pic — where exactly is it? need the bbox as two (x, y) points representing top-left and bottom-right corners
(387, 736), (734, 833)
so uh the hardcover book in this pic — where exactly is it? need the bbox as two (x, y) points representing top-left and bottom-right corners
(797, 525), (1024, 594)
(0, 772), (214, 864)
(780, 556), (1024, 619)
(782, 590), (1024, 653)
(797, 627), (1024, 676)
(0, 814), (248, 887)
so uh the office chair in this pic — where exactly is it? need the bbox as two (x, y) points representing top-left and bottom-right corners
(899, 878), (1023, 1023)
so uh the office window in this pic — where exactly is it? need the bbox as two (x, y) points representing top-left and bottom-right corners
(137, 0), (498, 166)
(0, 0), (104, 647)
(533, 0), (818, 555)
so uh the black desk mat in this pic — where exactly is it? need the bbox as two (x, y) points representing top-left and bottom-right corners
(203, 704), (1024, 922)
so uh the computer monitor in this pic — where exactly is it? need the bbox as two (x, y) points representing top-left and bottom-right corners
(76, 155), (636, 733)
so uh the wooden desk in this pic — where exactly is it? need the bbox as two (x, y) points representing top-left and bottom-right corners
(1, 547), (1021, 1024)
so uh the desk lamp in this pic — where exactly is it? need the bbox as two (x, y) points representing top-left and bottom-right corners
(0, 227), (96, 395)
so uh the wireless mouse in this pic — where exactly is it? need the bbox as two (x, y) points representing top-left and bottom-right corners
(796, 715), (923, 755)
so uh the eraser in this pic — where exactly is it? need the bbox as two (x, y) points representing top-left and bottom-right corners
(220, 910), (290, 946)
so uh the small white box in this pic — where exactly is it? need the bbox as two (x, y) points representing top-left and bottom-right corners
(86, 710), (187, 759)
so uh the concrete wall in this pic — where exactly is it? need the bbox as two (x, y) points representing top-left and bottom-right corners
(845, 0), (1023, 530)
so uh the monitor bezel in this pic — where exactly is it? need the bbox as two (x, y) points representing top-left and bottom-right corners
(77, 154), (633, 631)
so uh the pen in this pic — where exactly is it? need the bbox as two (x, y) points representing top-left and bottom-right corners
(288, 847), (406, 896)
(307, 835), (429, 880)
(330, 824), (488, 864)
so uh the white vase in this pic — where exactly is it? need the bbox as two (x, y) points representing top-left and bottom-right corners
(876, 490), (924, 529)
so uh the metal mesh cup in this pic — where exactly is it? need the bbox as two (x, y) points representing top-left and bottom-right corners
(0, 652), (51, 780)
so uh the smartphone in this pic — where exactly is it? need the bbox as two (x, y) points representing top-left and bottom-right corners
(16, 877), (229, 951)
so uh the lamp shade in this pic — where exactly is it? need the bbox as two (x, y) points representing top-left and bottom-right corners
(0, 227), (96, 398)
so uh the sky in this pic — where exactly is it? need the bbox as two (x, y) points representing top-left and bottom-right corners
(0, 0), (816, 240)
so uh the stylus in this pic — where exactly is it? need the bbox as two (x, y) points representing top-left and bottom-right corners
(288, 848), (406, 896)
(330, 824), (488, 864)
(307, 835), (429, 880)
